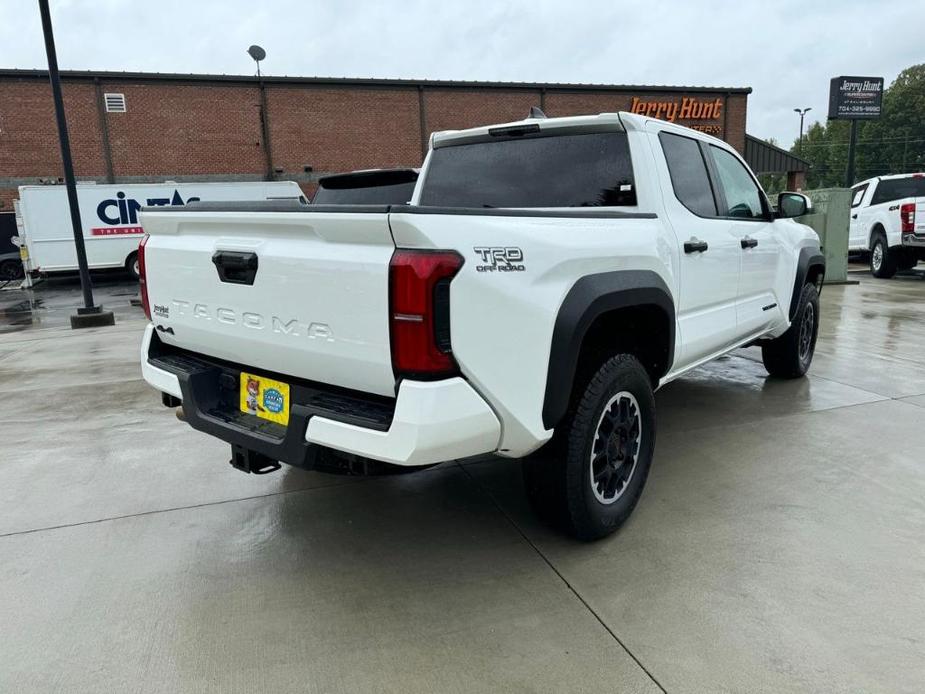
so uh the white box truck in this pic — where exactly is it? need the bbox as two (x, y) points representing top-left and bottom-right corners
(15, 181), (304, 279)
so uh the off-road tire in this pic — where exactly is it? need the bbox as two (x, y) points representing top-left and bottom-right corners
(870, 232), (896, 278)
(522, 354), (656, 541)
(761, 282), (819, 378)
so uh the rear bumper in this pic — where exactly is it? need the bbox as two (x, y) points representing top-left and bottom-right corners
(140, 325), (500, 467)
(901, 233), (925, 248)
(305, 379), (500, 466)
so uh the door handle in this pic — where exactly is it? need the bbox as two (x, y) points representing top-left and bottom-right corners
(740, 237), (758, 249)
(684, 238), (709, 254)
(852, 214), (858, 219)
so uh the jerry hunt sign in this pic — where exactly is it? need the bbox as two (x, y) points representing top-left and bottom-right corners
(629, 96), (724, 135)
(828, 76), (884, 120)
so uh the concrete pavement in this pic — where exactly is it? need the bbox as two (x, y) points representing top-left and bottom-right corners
(1, 270), (923, 692)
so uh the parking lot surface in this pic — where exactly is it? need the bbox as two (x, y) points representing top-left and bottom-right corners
(1, 270), (924, 693)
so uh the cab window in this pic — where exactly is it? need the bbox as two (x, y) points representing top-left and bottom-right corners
(870, 177), (925, 205)
(709, 145), (766, 219)
(659, 132), (717, 217)
(851, 184), (868, 208)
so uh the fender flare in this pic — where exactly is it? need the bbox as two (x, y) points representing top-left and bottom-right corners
(789, 247), (826, 321)
(542, 270), (675, 430)
(868, 222), (886, 250)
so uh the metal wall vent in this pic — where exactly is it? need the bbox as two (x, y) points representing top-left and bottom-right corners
(104, 93), (126, 113)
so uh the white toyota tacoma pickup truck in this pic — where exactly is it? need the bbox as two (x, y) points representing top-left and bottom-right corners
(139, 111), (825, 539)
(848, 173), (925, 277)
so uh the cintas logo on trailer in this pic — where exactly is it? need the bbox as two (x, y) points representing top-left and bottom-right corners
(91, 189), (200, 236)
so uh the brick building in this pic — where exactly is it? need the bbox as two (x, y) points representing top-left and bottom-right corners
(0, 69), (766, 210)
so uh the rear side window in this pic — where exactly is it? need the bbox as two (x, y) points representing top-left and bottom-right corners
(313, 170), (418, 205)
(419, 132), (637, 208)
(870, 177), (925, 205)
(709, 145), (765, 219)
(851, 183), (869, 208)
(312, 180), (416, 205)
(659, 132), (717, 217)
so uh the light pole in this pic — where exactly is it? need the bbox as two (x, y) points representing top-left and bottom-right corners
(248, 45), (274, 181)
(794, 107), (812, 156)
(38, 0), (114, 328)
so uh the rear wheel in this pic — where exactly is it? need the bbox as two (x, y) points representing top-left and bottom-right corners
(522, 354), (656, 540)
(870, 233), (897, 278)
(761, 282), (819, 378)
(126, 252), (140, 280)
(0, 259), (24, 281)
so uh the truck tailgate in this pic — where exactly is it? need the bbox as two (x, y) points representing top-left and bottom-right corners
(140, 206), (397, 397)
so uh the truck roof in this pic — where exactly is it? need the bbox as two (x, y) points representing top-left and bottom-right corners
(431, 112), (626, 149)
(430, 111), (726, 149)
(854, 172), (925, 187)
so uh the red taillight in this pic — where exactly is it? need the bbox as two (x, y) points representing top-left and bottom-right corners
(138, 234), (151, 320)
(901, 203), (916, 234)
(389, 249), (463, 379)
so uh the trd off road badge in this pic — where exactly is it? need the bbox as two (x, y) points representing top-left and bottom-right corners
(473, 246), (525, 273)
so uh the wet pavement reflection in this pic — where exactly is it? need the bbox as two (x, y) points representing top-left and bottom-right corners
(0, 271), (142, 332)
(1, 263), (924, 693)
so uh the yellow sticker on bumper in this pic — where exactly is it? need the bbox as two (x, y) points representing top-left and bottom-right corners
(240, 372), (290, 426)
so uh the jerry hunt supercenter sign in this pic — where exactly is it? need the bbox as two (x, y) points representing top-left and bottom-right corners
(629, 96), (724, 135)
(828, 76), (884, 120)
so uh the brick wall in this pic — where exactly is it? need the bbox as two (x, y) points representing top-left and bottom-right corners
(0, 80), (105, 180)
(423, 89), (542, 139)
(0, 73), (751, 200)
(0, 188), (16, 211)
(104, 82), (267, 177)
(724, 93), (748, 154)
(268, 86), (422, 172)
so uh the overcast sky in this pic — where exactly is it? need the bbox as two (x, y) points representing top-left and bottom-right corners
(1, 0), (921, 146)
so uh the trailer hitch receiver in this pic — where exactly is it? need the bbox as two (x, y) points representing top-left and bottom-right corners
(230, 444), (281, 475)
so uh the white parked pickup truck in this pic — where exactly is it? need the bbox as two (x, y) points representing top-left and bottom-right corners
(848, 173), (925, 277)
(139, 111), (825, 539)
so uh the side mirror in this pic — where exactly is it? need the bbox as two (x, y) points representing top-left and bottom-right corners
(777, 192), (812, 219)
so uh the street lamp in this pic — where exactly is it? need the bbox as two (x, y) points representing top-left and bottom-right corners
(247, 44), (274, 181)
(38, 0), (114, 328)
(794, 107), (812, 156)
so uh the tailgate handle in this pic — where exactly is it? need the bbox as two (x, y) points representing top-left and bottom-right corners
(212, 251), (258, 285)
